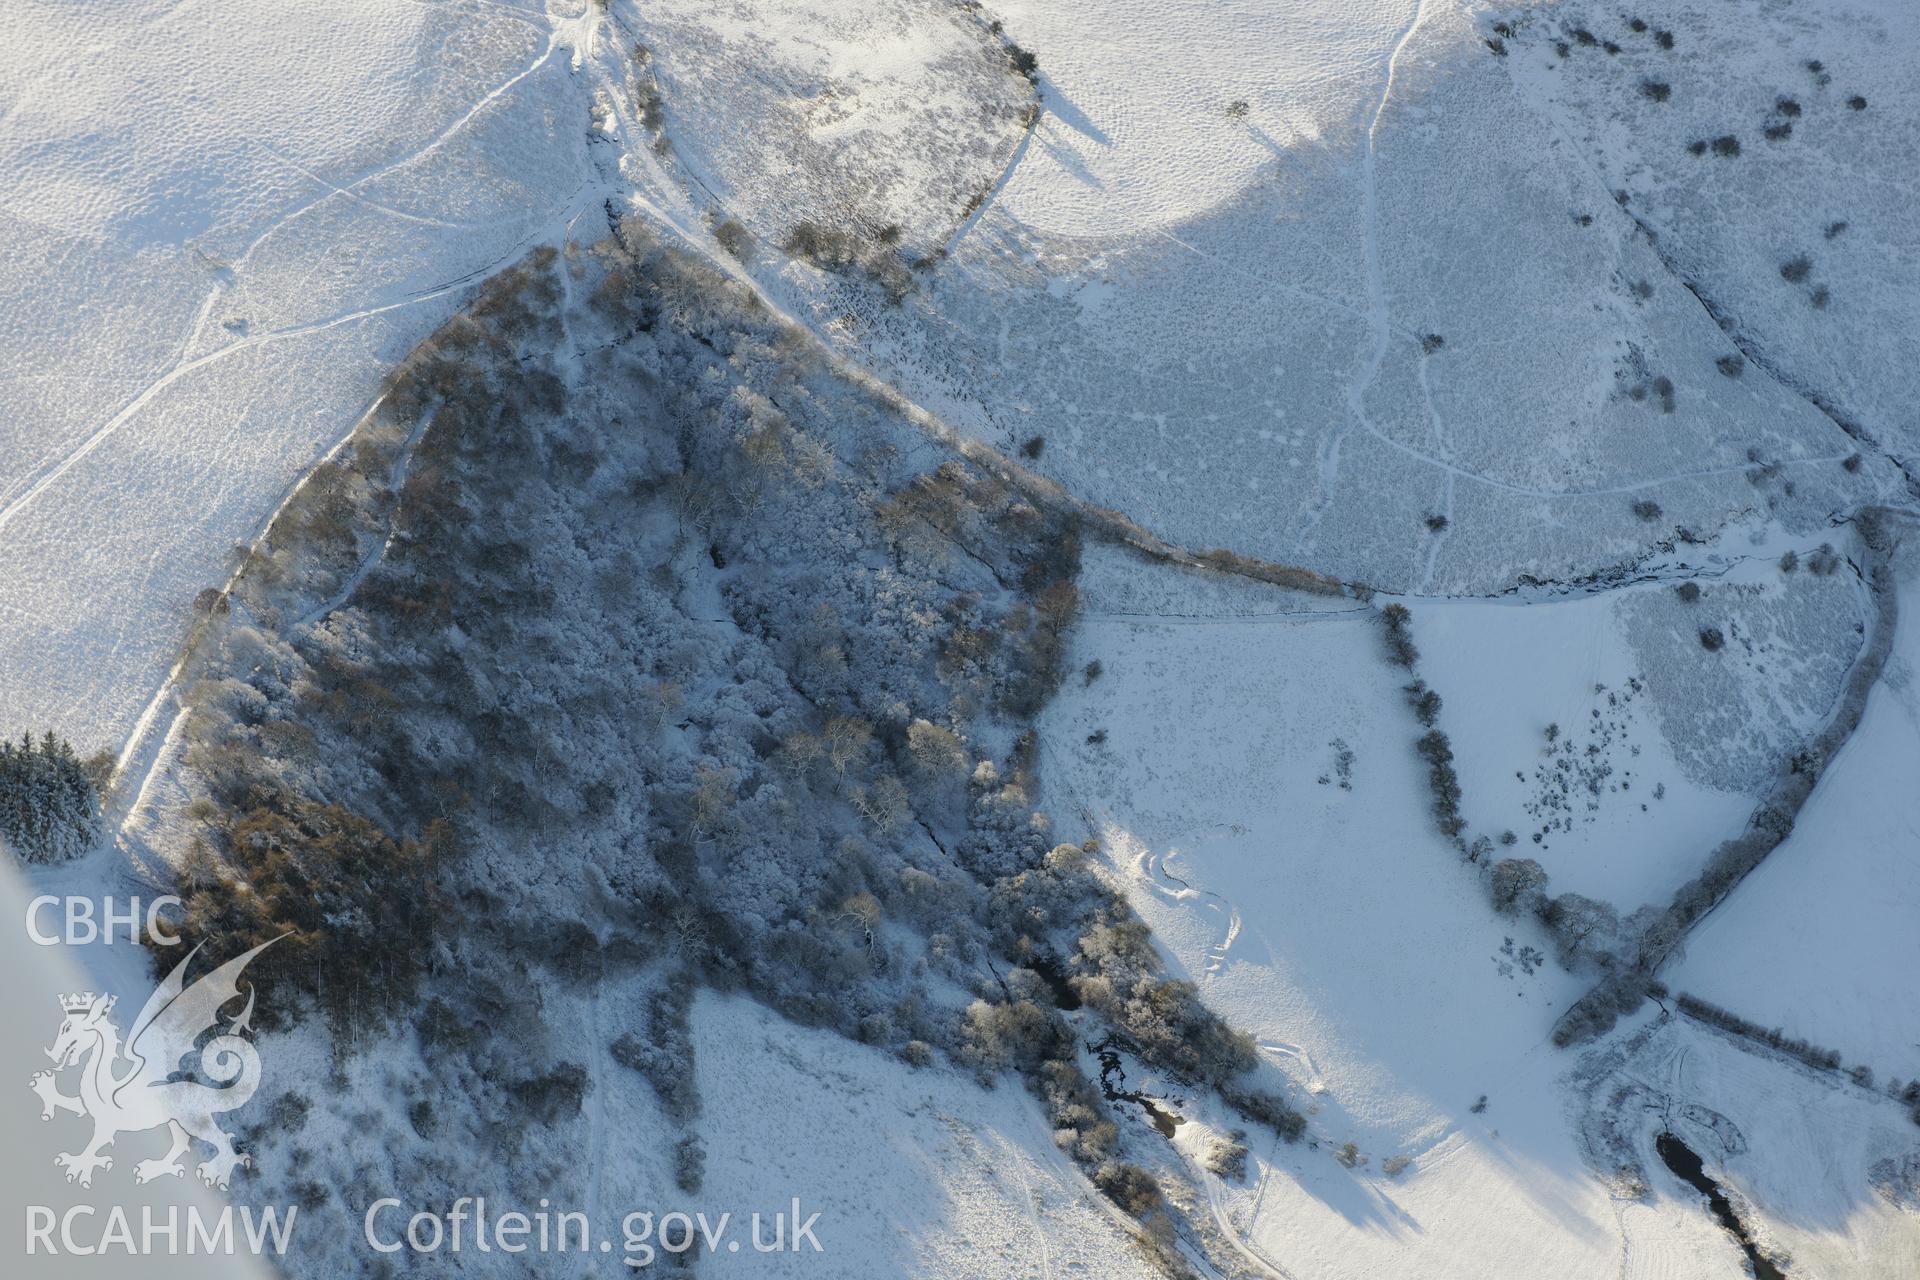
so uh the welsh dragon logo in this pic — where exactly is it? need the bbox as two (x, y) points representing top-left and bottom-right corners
(28, 939), (278, 1190)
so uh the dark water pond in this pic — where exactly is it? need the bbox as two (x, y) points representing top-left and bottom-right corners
(1028, 954), (1081, 1010)
(1656, 1133), (1785, 1280)
(1093, 1039), (1183, 1139)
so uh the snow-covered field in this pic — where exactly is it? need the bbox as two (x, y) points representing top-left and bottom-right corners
(1038, 547), (1705, 1276)
(1041, 543), (1920, 1276)
(1502, 0), (1920, 460)
(1596, 1011), (1920, 1280)
(695, 993), (1163, 1278)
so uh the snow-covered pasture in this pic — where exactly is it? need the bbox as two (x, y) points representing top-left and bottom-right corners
(1415, 547), (1867, 911)
(1669, 537), (1920, 1085)
(1040, 546), (1624, 1275)
(1040, 542), (1920, 1276)
(1594, 1009), (1920, 1280)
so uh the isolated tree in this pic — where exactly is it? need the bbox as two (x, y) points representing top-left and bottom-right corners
(1490, 858), (1548, 915)
(1542, 892), (1620, 968)
(688, 765), (737, 835)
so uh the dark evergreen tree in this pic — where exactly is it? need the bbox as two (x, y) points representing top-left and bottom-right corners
(0, 732), (104, 863)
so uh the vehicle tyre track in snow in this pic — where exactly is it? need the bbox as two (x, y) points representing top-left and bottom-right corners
(250, 140), (531, 233)
(1135, 847), (1239, 976)
(1197, 1157), (1299, 1280)
(1296, 0), (1426, 560)
(198, 11), (573, 361)
(994, 1131), (1055, 1280)
(0, 218), (575, 537)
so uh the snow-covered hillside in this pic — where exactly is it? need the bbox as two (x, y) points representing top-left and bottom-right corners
(644, 0), (1900, 594)
(696, 993), (1165, 1278)
(0, 0), (601, 752)
(1502, 0), (1920, 464)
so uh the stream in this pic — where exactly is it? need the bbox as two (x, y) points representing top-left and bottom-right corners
(1655, 1133), (1786, 1280)
(1092, 1038), (1184, 1139)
